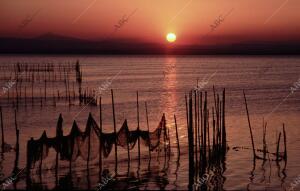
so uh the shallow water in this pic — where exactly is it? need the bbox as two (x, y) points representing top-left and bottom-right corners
(0, 55), (299, 190)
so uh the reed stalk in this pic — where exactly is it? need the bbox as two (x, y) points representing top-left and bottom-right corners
(243, 90), (256, 159)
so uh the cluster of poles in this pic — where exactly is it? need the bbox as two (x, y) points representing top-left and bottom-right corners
(24, 90), (180, 180)
(0, 61), (84, 109)
(0, 62), (77, 83)
(0, 86), (226, 190)
(0, 61), (117, 109)
(0, 106), (21, 188)
(185, 87), (227, 190)
(0, 84), (289, 190)
(0, 89), (175, 189)
(243, 90), (288, 164)
(0, 107), (19, 156)
(99, 90), (175, 173)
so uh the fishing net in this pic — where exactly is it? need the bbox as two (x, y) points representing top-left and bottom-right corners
(26, 113), (167, 169)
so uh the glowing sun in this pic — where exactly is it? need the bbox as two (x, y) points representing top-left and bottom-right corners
(166, 33), (176, 43)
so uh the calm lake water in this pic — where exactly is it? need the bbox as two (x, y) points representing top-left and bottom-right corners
(0, 55), (299, 190)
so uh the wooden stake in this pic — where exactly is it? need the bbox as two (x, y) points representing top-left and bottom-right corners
(87, 116), (91, 169)
(174, 114), (180, 156)
(55, 114), (63, 179)
(200, 92), (203, 150)
(31, 75), (34, 106)
(137, 91), (141, 165)
(197, 92), (201, 155)
(207, 109), (210, 155)
(194, 91), (198, 164)
(216, 94), (220, 146)
(219, 100), (222, 149)
(283, 124), (287, 161)
(203, 92), (207, 157)
(126, 119), (130, 169)
(14, 109), (19, 171)
(222, 89), (226, 149)
(188, 92), (194, 191)
(167, 126), (171, 158)
(212, 107), (216, 149)
(243, 90), (256, 159)
(263, 119), (267, 160)
(111, 89), (118, 172)
(99, 97), (102, 175)
(0, 107), (4, 152)
(276, 132), (281, 161)
(185, 94), (189, 128)
(145, 102), (151, 159)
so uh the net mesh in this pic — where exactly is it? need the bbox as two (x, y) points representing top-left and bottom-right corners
(26, 113), (167, 169)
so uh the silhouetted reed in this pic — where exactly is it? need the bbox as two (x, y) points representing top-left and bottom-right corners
(186, 87), (228, 190)
(243, 90), (288, 162)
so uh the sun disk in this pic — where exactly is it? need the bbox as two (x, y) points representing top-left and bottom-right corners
(166, 33), (176, 43)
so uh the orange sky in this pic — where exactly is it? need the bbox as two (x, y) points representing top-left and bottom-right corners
(1, 0), (300, 45)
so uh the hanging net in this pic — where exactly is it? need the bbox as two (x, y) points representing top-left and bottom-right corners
(26, 113), (167, 169)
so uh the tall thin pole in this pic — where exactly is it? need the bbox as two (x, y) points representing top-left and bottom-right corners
(222, 89), (226, 149)
(0, 107), (4, 152)
(188, 92), (194, 191)
(197, 92), (200, 158)
(126, 120), (130, 169)
(111, 89), (118, 172)
(207, 109), (210, 156)
(185, 94), (189, 128)
(31, 74), (34, 106)
(200, 92), (203, 150)
(174, 114), (180, 156)
(203, 92), (207, 161)
(137, 91), (141, 165)
(14, 109), (20, 173)
(87, 120), (91, 169)
(283, 124), (287, 161)
(14, 109), (19, 145)
(276, 132), (282, 161)
(145, 102), (151, 159)
(194, 91), (198, 164)
(216, 95), (219, 146)
(212, 107), (216, 149)
(99, 97), (102, 176)
(243, 90), (256, 158)
(219, 99), (222, 147)
(55, 114), (63, 187)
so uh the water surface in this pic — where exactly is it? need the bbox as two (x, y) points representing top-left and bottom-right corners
(0, 55), (299, 190)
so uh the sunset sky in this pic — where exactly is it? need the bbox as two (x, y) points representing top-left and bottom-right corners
(1, 0), (300, 45)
